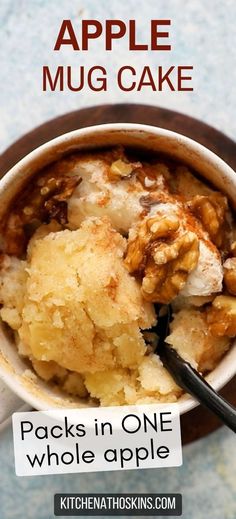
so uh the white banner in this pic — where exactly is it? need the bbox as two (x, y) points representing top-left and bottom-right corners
(12, 403), (182, 476)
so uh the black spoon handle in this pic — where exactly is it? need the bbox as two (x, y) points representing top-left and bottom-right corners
(160, 345), (236, 433)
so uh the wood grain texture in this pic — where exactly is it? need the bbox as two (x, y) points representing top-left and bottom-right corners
(0, 103), (235, 444)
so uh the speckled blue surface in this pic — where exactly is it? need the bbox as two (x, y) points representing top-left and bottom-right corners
(0, 1), (236, 518)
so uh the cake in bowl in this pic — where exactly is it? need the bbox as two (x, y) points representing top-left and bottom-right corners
(0, 146), (235, 406)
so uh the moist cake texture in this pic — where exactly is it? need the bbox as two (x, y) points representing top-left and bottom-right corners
(0, 147), (235, 405)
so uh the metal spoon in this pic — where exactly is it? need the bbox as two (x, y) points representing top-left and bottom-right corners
(154, 305), (236, 433)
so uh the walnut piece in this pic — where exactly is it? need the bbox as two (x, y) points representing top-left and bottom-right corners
(43, 176), (81, 224)
(108, 159), (142, 181)
(223, 258), (236, 295)
(142, 232), (199, 303)
(2, 175), (81, 256)
(125, 215), (180, 272)
(207, 295), (236, 337)
(125, 215), (199, 303)
(188, 193), (228, 247)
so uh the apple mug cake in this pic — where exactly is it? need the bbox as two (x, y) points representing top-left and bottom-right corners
(0, 147), (235, 406)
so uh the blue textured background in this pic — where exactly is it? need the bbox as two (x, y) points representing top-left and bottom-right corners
(0, 1), (235, 518)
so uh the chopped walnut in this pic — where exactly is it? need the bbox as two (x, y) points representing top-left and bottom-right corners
(108, 159), (142, 181)
(134, 163), (170, 192)
(188, 193), (228, 247)
(2, 175), (81, 256)
(223, 258), (236, 295)
(207, 295), (236, 337)
(22, 175), (81, 223)
(43, 176), (81, 223)
(125, 215), (199, 303)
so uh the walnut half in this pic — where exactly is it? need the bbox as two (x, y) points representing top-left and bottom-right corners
(124, 214), (179, 273)
(142, 231), (199, 303)
(125, 215), (199, 304)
